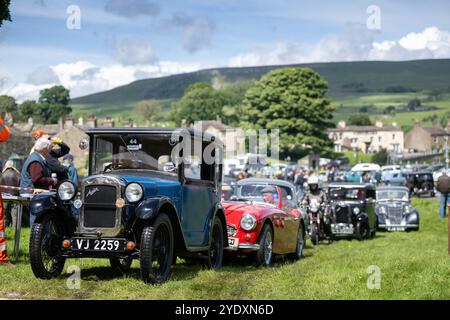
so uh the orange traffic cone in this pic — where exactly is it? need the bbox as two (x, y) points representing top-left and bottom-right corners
(0, 191), (9, 264)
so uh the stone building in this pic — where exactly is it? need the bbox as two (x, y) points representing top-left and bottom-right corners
(327, 121), (404, 153)
(404, 123), (449, 152)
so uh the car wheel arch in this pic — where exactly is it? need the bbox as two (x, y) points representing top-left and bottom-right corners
(210, 209), (228, 247)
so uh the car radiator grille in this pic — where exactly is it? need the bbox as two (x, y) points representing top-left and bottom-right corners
(387, 206), (403, 224)
(83, 185), (117, 228)
(334, 206), (351, 224)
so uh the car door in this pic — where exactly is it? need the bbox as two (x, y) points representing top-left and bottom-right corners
(180, 155), (217, 248)
(278, 185), (299, 253)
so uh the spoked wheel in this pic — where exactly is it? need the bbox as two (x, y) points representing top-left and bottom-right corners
(203, 217), (224, 270)
(29, 215), (66, 279)
(355, 221), (369, 241)
(140, 213), (174, 284)
(110, 257), (133, 273)
(289, 223), (304, 260)
(253, 224), (273, 267)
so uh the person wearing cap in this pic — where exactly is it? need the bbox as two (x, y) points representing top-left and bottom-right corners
(63, 153), (78, 186)
(31, 130), (70, 181)
(261, 186), (277, 205)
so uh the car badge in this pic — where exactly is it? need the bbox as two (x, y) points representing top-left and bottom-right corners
(116, 198), (125, 208)
(86, 187), (100, 197)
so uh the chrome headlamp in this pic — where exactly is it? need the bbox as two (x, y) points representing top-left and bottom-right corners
(379, 206), (387, 215)
(240, 213), (257, 231)
(57, 181), (76, 201)
(125, 183), (144, 203)
(353, 207), (361, 215)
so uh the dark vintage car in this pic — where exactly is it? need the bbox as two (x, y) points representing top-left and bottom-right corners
(327, 182), (377, 240)
(404, 171), (435, 197)
(376, 186), (419, 231)
(223, 178), (308, 266)
(28, 128), (227, 284)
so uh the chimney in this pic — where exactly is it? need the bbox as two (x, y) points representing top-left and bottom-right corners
(58, 117), (64, 131)
(86, 115), (97, 128)
(337, 121), (346, 129)
(78, 116), (84, 127)
(102, 117), (115, 128)
(27, 117), (33, 126)
(216, 115), (222, 124)
(375, 121), (383, 128)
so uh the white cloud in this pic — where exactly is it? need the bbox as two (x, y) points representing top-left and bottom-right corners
(115, 38), (158, 66)
(0, 60), (206, 102)
(229, 26), (450, 67)
(27, 66), (60, 85)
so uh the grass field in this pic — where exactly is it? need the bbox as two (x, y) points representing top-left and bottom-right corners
(0, 198), (448, 300)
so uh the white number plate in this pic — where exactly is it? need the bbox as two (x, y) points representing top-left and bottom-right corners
(228, 237), (239, 251)
(72, 238), (127, 252)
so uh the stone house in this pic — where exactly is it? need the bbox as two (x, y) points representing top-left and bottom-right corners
(404, 123), (449, 152)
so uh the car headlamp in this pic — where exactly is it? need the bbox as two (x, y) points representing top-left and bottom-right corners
(404, 205), (412, 213)
(240, 213), (257, 231)
(353, 207), (361, 215)
(58, 181), (76, 201)
(379, 206), (387, 215)
(125, 183), (144, 203)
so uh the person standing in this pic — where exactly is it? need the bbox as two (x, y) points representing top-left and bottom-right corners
(0, 115), (12, 267)
(437, 171), (450, 219)
(63, 154), (79, 186)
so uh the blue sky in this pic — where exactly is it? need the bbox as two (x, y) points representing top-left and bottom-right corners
(1, 0), (450, 100)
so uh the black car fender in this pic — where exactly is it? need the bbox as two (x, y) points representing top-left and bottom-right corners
(356, 212), (369, 223)
(406, 210), (419, 225)
(207, 204), (228, 247)
(30, 192), (77, 232)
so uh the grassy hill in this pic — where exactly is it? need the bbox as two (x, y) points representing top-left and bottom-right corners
(70, 59), (450, 125)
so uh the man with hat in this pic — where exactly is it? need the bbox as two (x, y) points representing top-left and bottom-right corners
(261, 186), (277, 205)
(63, 153), (78, 186)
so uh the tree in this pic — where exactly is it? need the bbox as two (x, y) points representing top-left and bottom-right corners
(134, 99), (162, 123)
(372, 148), (388, 165)
(347, 113), (373, 126)
(37, 85), (71, 124)
(170, 82), (226, 125)
(241, 67), (335, 158)
(0, 95), (17, 117)
(407, 98), (421, 111)
(0, 0), (11, 28)
(19, 100), (38, 120)
(219, 80), (255, 127)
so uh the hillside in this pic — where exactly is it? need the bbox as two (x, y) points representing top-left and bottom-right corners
(71, 59), (450, 106)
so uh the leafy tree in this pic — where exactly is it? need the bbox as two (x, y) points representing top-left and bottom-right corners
(219, 80), (255, 127)
(407, 98), (421, 111)
(170, 82), (226, 125)
(347, 113), (373, 126)
(37, 85), (72, 124)
(0, 0), (11, 28)
(0, 95), (17, 117)
(372, 148), (388, 165)
(134, 99), (162, 123)
(19, 100), (38, 120)
(241, 67), (335, 158)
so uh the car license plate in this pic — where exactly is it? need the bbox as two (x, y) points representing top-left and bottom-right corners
(72, 238), (127, 252)
(228, 237), (239, 251)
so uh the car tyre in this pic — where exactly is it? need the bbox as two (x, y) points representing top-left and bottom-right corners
(289, 223), (304, 260)
(253, 224), (273, 267)
(29, 215), (66, 279)
(355, 221), (369, 241)
(140, 213), (174, 284)
(203, 216), (224, 270)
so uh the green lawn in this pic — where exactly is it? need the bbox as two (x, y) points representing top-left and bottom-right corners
(0, 198), (449, 300)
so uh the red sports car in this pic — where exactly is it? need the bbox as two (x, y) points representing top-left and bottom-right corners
(223, 178), (306, 266)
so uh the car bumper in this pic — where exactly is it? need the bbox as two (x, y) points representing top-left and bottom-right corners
(225, 243), (260, 251)
(378, 224), (418, 231)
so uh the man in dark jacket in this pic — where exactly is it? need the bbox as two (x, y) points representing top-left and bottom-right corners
(437, 171), (450, 219)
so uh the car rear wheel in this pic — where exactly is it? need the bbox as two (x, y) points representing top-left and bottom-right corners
(29, 215), (66, 279)
(253, 224), (273, 266)
(355, 221), (369, 241)
(140, 213), (174, 284)
(289, 223), (304, 260)
(203, 216), (224, 270)
(110, 257), (133, 273)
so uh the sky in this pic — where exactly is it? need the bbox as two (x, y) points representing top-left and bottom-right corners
(1, 0), (450, 101)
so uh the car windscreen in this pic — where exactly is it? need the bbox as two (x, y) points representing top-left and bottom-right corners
(377, 190), (409, 201)
(329, 187), (365, 200)
(92, 134), (177, 174)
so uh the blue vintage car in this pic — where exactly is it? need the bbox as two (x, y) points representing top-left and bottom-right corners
(28, 128), (227, 284)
